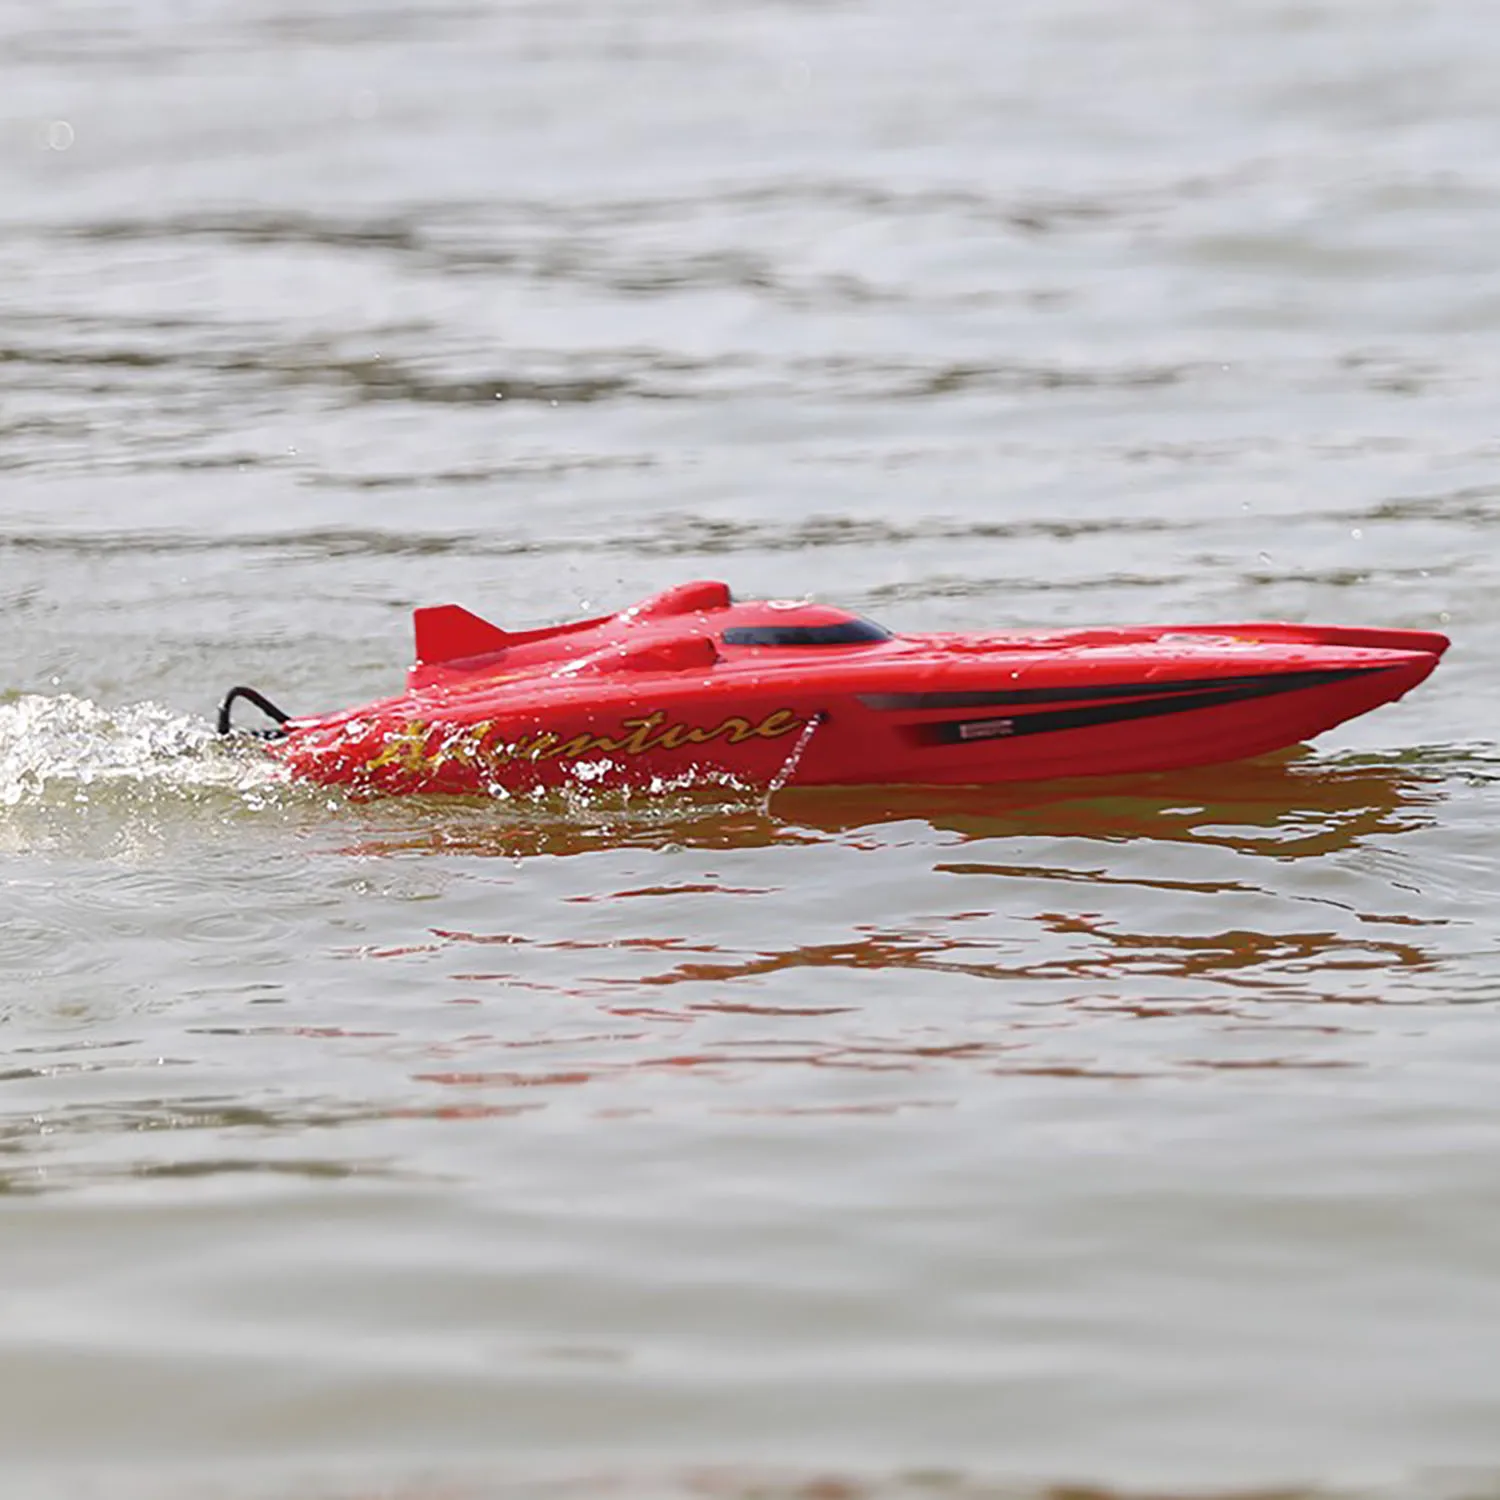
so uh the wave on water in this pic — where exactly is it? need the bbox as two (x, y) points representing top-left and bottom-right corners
(0, 692), (291, 812)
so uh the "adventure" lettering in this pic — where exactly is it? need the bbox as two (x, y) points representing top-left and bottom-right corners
(367, 707), (806, 775)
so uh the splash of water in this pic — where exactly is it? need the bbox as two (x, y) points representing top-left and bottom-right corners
(762, 710), (825, 808)
(0, 692), (288, 811)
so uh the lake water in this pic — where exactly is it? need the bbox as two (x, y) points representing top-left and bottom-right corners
(4, 2), (1500, 1497)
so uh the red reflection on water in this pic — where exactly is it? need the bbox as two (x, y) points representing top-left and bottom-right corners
(1181, 1056), (1358, 1072)
(993, 1064), (1161, 1080)
(565, 882), (775, 902)
(1035, 912), (1434, 984)
(686, 1001), (859, 1017)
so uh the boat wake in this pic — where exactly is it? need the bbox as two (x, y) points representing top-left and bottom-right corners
(0, 692), (291, 814)
(0, 691), (781, 858)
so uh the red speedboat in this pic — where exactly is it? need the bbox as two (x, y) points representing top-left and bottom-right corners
(218, 580), (1448, 796)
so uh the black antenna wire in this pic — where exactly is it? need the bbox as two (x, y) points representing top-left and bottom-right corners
(217, 685), (292, 738)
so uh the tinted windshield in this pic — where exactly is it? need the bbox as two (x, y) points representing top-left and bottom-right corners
(721, 620), (892, 647)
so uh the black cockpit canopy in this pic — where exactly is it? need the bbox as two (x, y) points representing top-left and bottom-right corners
(721, 619), (892, 647)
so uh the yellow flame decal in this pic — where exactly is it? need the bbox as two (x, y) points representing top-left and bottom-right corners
(367, 707), (806, 776)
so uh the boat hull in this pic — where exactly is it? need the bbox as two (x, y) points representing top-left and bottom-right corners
(269, 621), (1446, 796)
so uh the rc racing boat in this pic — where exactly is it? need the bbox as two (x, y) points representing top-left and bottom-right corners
(218, 580), (1449, 796)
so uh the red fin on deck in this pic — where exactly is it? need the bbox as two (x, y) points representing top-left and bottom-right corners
(413, 604), (510, 666)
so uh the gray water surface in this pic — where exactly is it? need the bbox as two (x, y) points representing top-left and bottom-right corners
(3, 2), (1499, 1497)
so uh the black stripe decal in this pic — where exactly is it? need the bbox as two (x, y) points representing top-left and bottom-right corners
(912, 667), (1393, 747)
(864, 666), (1383, 712)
